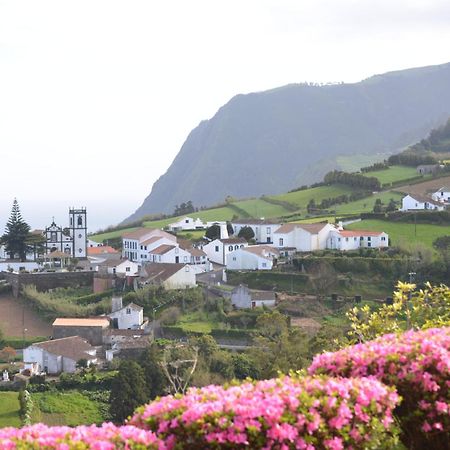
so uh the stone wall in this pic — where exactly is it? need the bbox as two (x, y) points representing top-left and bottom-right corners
(53, 325), (105, 346)
(2, 271), (94, 298)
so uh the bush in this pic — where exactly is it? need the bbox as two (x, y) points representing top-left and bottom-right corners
(309, 327), (450, 449)
(130, 374), (399, 449)
(0, 424), (164, 449)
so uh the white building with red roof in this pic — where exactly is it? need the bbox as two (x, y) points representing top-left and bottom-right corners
(327, 229), (389, 250)
(226, 245), (280, 270)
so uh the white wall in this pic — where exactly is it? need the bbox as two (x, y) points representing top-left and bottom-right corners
(164, 266), (197, 289)
(109, 307), (143, 329)
(226, 248), (273, 270)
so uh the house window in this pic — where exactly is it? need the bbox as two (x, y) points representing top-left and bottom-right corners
(140, 245), (143, 250)
(126, 267), (130, 272)
(185, 266), (190, 272)
(354, 237), (357, 241)
(381, 237), (386, 241)
(215, 246), (219, 252)
(113, 268), (116, 274)
(368, 242), (371, 247)
(338, 238), (341, 242)
(183, 256), (188, 262)
(279, 238), (284, 246)
(360, 236), (364, 240)
(367, 237), (371, 241)
(262, 262), (267, 267)
(233, 257), (236, 261)
(240, 244), (244, 248)
(175, 247), (179, 254)
(266, 227), (271, 234)
(345, 237), (349, 242)
(126, 308), (131, 314)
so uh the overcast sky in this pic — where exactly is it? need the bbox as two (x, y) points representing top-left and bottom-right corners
(1, 0), (449, 232)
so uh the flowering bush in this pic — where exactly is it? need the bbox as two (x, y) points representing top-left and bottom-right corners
(0, 423), (165, 449)
(309, 327), (450, 449)
(130, 375), (399, 449)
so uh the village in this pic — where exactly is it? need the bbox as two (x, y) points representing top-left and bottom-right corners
(0, 177), (447, 381)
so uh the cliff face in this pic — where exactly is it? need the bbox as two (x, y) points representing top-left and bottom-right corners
(125, 62), (450, 222)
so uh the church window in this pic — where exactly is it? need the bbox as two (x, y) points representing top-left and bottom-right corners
(78, 248), (83, 253)
(50, 232), (57, 242)
(78, 234), (82, 239)
(234, 245), (239, 250)
(77, 215), (83, 226)
(228, 246), (233, 251)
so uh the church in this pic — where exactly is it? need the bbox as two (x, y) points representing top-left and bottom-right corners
(44, 208), (88, 258)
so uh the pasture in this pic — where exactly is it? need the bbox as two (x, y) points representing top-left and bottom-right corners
(346, 219), (449, 250)
(0, 392), (21, 427)
(364, 165), (418, 184)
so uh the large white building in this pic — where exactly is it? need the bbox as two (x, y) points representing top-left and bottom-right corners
(226, 245), (279, 270)
(401, 194), (445, 211)
(23, 336), (97, 374)
(231, 219), (281, 244)
(149, 244), (192, 264)
(202, 238), (248, 265)
(122, 228), (176, 262)
(327, 230), (389, 250)
(167, 217), (205, 231)
(140, 263), (197, 289)
(273, 223), (336, 252)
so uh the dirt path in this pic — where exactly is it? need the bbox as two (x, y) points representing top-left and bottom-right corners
(0, 294), (52, 338)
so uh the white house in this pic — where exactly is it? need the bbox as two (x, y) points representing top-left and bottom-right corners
(186, 247), (209, 269)
(226, 245), (279, 270)
(122, 228), (176, 262)
(100, 259), (140, 276)
(273, 223), (336, 252)
(148, 244), (192, 264)
(23, 336), (97, 374)
(401, 194), (445, 211)
(431, 186), (450, 204)
(202, 238), (248, 265)
(231, 219), (282, 244)
(140, 263), (197, 289)
(327, 230), (389, 250)
(109, 302), (145, 330)
(231, 284), (276, 309)
(167, 217), (205, 231)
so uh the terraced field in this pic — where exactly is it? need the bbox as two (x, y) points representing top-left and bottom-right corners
(230, 198), (293, 218)
(363, 165), (418, 184)
(333, 192), (403, 215)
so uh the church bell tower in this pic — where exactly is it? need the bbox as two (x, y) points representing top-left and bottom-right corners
(69, 207), (87, 258)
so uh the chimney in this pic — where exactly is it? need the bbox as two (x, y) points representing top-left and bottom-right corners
(219, 223), (229, 239)
(111, 295), (123, 313)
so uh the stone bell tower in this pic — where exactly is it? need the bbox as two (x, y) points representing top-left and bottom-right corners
(69, 207), (87, 258)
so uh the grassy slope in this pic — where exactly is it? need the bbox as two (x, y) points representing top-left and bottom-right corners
(334, 192), (404, 215)
(0, 392), (21, 427)
(269, 185), (354, 209)
(336, 154), (388, 172)
(364, 165), (418, 184)
(231, 198), (292, 218)
(346, 219), (449, 249)
(31, 391), (105, 426)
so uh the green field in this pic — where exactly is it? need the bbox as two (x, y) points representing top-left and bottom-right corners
(269, 184), (354, 210)
(176, 311), (221, 333)
(0, 392), (21, 427)
(231, 198), (293, 218)
(346, 219), (450, 250)
(31, 391), (106, 426)
(363, 165), (418, 184)
(334, 192), (404, 215)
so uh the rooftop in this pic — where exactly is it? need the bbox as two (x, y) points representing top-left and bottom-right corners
(52, 317), (110, 328)
(150, 244), (177, 255)
(140, 263), (187, 283)
(275, 222), (328, 234)
(122, 228), (155, 240)
(30, 336), (96, 361)
(87, 246), (119, 256)
(232, 218), (281, 225)
(338, 230), (385, 237)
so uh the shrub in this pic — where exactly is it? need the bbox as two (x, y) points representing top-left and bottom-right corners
(0, 423), (164, 449)
(130, 375), (399, 449)
(309, 327), (450, 449)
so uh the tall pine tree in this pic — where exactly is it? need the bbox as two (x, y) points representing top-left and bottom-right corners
(1, 199), (31, 261)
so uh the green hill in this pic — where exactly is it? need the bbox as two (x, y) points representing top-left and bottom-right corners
(125, 62), (450, 222)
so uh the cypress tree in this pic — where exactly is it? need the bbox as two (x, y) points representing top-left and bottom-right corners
(109, 360), (149, 423)
(1, 199), (31, 261)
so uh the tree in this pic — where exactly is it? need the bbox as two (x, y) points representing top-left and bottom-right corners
(373, 198), (383, 213)
(139, 344), (166, 400)
(0, 346), (16, 363)
(205, 224), (221, 241)
(307, 199), (316, 213)
(1, 199), (31, 261)
(237, 226), (255, 241)
(385, 198), (397, 212)
(109, 360), (149, 423)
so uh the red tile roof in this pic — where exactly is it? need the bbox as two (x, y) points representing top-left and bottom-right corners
(122, 228), (155, 240)
(338, 230), (384, 237)
(87, 246), (118, 255)
(150, 244), (177, 255)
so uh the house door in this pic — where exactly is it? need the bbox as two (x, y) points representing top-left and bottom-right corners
(175, 256), (179, 263)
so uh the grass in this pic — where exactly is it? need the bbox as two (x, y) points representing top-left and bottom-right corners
(336, 154), (388, 172)
(31, 391), (105, 426)
(90, 227), (138, 242)
(176, 230), (206, 240)
(346, 219), (450, 250)
(269, 185), (354, 210)
(333, 192), (404, 215)
(231, 198), (292, 218)
(0, 392), (21, 427)
(363, 165), (418, 184)
(176, 311), (222, 333)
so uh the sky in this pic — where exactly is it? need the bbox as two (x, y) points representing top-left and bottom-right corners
(0, 0), (450, 232)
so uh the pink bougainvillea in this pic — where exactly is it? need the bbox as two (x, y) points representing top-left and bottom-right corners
(130, 375), (399, 449)
(0, 423), (165, 449)
(308, 327), (450, 448)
